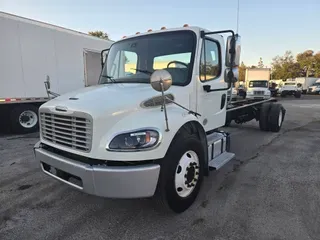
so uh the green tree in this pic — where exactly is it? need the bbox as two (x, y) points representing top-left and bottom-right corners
(271, 51), (300, 80)
(313, 52), (320, 77)
(239, 61), (246, 82)
(88, 31), (109, 40)
(258, 57), (264, 68)
(296, 50), (316, 77)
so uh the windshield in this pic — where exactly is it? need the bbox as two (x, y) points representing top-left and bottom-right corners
(249, 81), (268, 88)
(312, 82), (320, 86)
(99, 30), (196, 86)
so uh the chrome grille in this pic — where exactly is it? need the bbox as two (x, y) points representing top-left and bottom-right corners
(40, 112), (92, 152)
(254, 91), (264, 95)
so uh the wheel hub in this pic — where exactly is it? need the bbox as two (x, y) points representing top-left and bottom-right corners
(19, 110), (38, 128)
(175, 150), (200, 198)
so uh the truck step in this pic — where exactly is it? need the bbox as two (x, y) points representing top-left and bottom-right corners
(208, 152), (235, 170)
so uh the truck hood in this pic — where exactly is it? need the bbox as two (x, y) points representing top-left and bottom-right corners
(41, 83), (177, 116)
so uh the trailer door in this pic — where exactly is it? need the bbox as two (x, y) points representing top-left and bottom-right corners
(84, 50), (102, 86)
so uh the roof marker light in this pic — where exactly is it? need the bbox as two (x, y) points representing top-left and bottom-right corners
(183, 24), (189, 27)
(147, 29), (152, 32)
(136, 32), (140, 34)
(161, 27), (166, 30)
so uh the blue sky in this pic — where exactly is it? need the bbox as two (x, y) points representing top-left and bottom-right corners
(1, 0), (319, 66)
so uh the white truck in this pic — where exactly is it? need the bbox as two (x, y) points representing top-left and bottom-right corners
(0, 11), (113, 133)
(33, 25), (286, 213)
(307, 79), (320, 94)
(244, 68), (271, 99)
(279, 81), (302, 98)
(295, 77), (319, 94)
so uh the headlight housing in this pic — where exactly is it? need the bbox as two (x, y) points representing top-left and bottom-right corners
(107, 128), (161, 151)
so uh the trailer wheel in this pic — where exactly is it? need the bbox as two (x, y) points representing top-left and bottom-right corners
(155, 129), (204, 213)
(294, 91), (301, 98)
(259, 102), (272, 131)
(10, 104), (39, 134)
(268, 104), (285, 132)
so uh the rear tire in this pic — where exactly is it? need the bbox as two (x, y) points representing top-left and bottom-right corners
(10, 104), (39, 134)
(268, 104), (285, 132)
(154, 128), (205, 213)
(259, 102), (272, 131)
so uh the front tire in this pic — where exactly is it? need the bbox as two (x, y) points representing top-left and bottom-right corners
(155, 129), (205, 213)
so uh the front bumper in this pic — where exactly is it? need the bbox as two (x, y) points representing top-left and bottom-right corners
(34, 141), (160, 198)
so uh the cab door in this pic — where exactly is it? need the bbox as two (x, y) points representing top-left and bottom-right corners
(196, 36), (227, 132)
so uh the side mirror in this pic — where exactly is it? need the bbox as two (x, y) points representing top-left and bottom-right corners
(45, 75), (51, 89)
(225, 34), (241, 68)
(100, 48), (109, 68)
(150, 69), (172, 92)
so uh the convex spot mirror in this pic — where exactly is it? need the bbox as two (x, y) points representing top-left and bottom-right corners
(150, 69), (172, 92)
(224, 67), (239, 83)
(225, 34), (241, 68)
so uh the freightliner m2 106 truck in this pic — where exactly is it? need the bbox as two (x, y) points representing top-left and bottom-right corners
(34, 25), (286, 213)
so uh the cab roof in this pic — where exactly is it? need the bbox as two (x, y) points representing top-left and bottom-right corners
(117, 25), (223, 42)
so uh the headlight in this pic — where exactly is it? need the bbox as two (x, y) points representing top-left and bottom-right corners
(107, 129), (161, 151)
(265, 91), (271, 95)
(247, 91), (253, 95)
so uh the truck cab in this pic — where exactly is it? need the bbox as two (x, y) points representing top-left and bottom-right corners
(34, 25), (285, 213)
(245, 79), (271, 100)
(279, 81), (302, 98)
(308, 79), (320, 94)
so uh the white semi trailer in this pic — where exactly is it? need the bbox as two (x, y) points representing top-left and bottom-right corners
(34, 25), (286, 213)
(0, 12), (113, 133)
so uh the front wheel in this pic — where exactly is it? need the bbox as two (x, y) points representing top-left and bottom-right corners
(155, 130), (205, 213)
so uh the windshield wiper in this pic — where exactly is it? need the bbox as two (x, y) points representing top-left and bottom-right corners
(131, 68), (153, 75)
(100, 75), (117, 83)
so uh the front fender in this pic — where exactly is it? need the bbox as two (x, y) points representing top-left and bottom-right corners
(95, 106), (202, 161)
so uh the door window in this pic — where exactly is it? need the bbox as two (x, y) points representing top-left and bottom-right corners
(199, 39), (221, 81)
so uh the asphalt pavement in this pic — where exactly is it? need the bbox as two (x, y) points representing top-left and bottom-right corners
(0, 96), (320, 240)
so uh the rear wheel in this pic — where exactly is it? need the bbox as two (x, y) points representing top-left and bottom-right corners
(10, 104), (39, 134)
(268, 104), (285, 132)
(155, 129), (205, 213)
(259, 102), (272, 131)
